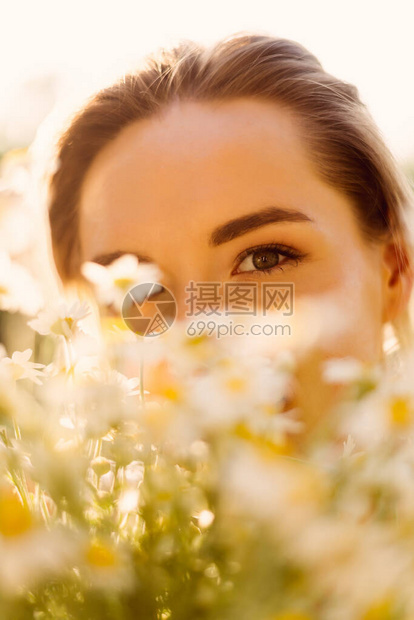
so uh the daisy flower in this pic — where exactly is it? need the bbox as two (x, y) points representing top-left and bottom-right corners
(0, 348), (45, 385)
(28, 299), (91, 339)
(0, 486), (78, 593)
(69, 367), (141, 438)
(81, 253), (163, 313)
(81, 536), (134, 592)
(86, 368), (140, 398)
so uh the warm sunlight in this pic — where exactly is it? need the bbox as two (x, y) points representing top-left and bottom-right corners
(1, 0), (414, 161)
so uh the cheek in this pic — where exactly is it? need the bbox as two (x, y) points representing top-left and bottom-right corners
(295, 261), (385, 362)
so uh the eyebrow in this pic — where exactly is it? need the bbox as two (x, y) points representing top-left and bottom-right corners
(209, 206), (313, 247)
(91, 206), (313, 265)
(91, 250), (153, 266)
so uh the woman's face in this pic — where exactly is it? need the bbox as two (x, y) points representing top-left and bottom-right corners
(79, 98), (399, 362)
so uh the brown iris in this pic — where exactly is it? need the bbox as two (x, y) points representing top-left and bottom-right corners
(252, 249), (280, 270)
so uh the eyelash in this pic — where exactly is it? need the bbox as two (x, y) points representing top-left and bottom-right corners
(232, 243), (306, 276)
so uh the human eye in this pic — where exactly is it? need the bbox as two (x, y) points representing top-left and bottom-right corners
(232, 243), (306, 276)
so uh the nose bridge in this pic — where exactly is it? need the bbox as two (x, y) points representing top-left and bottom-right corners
(149, 234), (219, 322)
(171, 274), (214, 322)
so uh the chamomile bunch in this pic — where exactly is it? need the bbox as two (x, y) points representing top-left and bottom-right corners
(4, 151), (414, 618)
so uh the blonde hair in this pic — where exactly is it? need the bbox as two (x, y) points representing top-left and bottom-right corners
(47, 32), (414, 351)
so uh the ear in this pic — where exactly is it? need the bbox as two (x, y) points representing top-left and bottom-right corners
(381, 239), (414, 323)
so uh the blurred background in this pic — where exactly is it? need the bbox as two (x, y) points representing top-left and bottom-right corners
(1, 0), (414, 167)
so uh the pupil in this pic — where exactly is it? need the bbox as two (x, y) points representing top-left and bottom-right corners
(252, 249), (279, 270)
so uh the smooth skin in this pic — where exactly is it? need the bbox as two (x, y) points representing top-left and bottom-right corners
(79, 98), (412, 362)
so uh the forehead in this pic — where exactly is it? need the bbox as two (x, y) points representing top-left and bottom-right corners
(79, 97), (304, 197)
(79, 98), (354, 256)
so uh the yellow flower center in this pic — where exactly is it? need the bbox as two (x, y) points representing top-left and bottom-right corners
(65, 317), (74, 329)
(0, 491), (32, 537)
(225, 376), (246, 393)
(114, 277), (133, 290)
(161, 385), (181, 401)
(389, 396), (411, 427)
(234, 423), (292, 456)
(50, 317), (74, 336)
(86, 541), (117, 568)
(261, 403), (279, 416)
